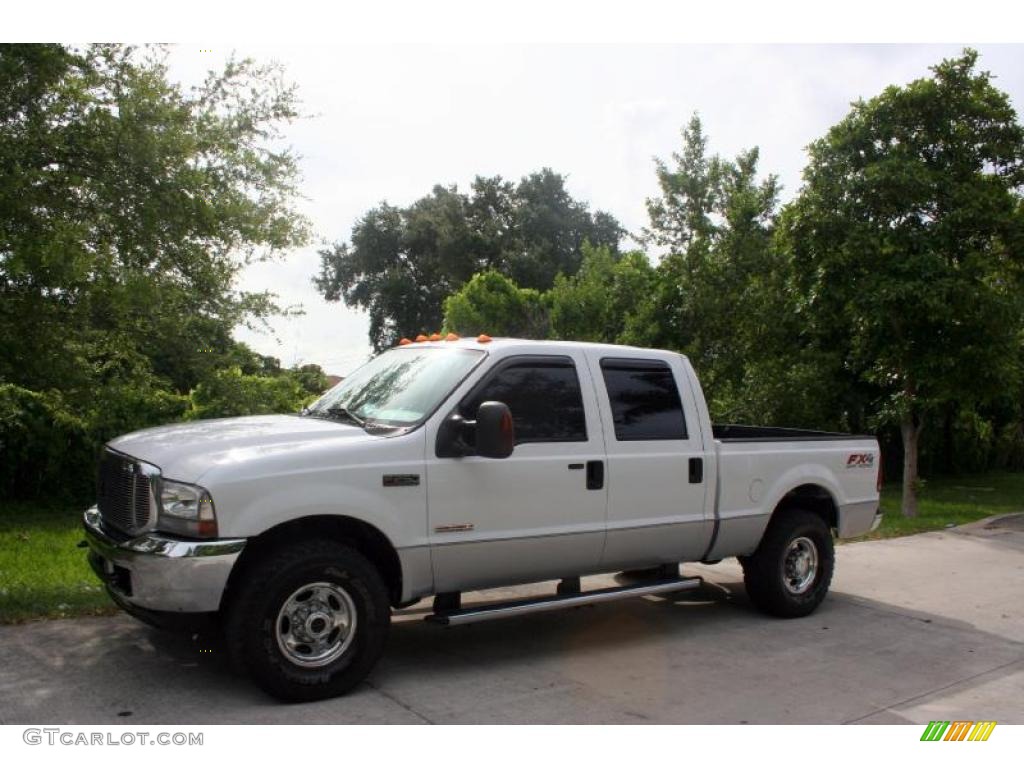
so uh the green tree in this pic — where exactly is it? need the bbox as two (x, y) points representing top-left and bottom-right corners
(0, 45), (308, 395)
(443, 244), (656, 345)
(188, 367), (310, 420)
(316, 169), (622, 350)
(644, 114), (723, 252)
(780, 50), (1024, 516)
(288, 363), (330, 396)
(548, 245), (655, 343)
(443, 270), (547, 338)
(506, 169), (624, 289)
(631, 115), (790, 421)
(0, 44), (309, 500)
(316, 188), (479, 352)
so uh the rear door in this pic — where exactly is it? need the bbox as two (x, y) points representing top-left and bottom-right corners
(424, 351), (608, 592)
(583, 352), (713, 568)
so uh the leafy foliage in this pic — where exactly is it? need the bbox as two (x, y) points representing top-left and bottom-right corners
(442, 244), (656, 344)
(548, 245), (656, 343)
(627, 115), (814, 425)
(188, 367), (312, 420)
(0, 385), (93, 500)
(443, 271), (548, 338)
(780, 49), (1024, 514)
(3, 43), (1022, 519)
(438, 51), (1024, 519)
(0, 45), (309, 391)
(0, 44), (316, 501)
(316, 169), (623, 350)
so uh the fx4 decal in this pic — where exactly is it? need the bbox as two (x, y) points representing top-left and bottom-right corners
(846, 453), (875, 469)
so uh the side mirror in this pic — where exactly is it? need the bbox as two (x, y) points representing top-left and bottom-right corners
(474, 401), (515, 459)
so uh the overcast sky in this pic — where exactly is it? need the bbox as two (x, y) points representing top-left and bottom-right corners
(166, 44), (1024, 377)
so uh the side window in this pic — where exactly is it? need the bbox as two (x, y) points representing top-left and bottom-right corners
(600, 358), (688, 441)
(462, 358), (587, 443)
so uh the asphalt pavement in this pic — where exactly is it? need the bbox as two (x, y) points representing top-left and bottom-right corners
(1, 514), (1021, 724)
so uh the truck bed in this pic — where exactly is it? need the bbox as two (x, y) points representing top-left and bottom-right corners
(704, 427), (881, 559)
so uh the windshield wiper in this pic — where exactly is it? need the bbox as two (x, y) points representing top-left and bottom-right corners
(321, 405), (366, 428)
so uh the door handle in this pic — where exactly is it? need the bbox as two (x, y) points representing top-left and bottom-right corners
(586, 460), (604, 490)
(689, 457), (703, 484)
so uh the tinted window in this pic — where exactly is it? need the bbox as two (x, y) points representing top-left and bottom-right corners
(462, 358), (587, 443)
(600, 358), (687, 441)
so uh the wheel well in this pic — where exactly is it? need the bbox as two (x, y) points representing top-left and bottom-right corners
(773, 484), (838, 531)
(223, 515), (404, 608)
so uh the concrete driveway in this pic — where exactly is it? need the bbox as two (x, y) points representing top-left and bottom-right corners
(1, 516), (1022, 725)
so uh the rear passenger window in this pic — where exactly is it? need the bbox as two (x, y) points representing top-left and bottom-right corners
(600, 358), (687, 441)
(462, 358), (587, 443)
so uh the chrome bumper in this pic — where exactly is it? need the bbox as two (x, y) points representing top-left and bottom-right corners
(83, 506), (245, 613)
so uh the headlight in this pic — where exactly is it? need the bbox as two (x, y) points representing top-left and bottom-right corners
(158, 479), (218, 538)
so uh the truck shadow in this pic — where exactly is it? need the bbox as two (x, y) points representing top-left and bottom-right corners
(144, 575), (744, 679)
(3, 573), (1020, 723)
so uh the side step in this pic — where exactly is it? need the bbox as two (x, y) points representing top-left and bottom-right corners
(425, 576), (702, 627)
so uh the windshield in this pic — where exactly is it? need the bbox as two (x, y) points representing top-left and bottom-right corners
(305, 347), (485, 428)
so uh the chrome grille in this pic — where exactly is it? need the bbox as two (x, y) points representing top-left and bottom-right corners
(97, 449), (156, 535)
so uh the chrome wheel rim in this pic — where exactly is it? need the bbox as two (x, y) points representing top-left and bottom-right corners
(782, 536), (818, 595)
(275, 582), (357, 668)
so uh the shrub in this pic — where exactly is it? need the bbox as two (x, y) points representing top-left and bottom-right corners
(188, 367), (312, 420)
(0, 385), (93, 501)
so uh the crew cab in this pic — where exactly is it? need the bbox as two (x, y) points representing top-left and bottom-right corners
(83, 337), (882, 700)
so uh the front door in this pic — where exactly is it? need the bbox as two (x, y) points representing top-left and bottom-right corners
(425, 352), (608, 593)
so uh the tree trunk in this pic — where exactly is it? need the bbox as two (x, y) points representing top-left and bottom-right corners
(900, 415), (922, 518)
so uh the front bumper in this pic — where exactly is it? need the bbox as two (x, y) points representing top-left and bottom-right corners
(83, 506), (246, 613)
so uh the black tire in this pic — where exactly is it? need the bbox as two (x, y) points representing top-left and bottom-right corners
(740, 509), (834, 618)
(224, 540), (390, 702)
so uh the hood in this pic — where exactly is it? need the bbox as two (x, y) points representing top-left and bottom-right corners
(108, 414), (373, 482)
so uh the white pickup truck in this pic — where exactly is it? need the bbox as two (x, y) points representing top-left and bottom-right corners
(83, 337), (882, 700)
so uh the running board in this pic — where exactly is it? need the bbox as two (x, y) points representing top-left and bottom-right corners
(425, 577), (702, 627)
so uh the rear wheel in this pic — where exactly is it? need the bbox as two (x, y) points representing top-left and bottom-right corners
(225, 540), (390, 701)
(740, 509), (834, 618)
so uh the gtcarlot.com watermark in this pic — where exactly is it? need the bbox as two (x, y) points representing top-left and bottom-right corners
(23, 728), (203, 746)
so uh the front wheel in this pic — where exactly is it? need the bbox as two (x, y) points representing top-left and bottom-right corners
(225, 540), (391, 701)
(740, 509), (834, 618)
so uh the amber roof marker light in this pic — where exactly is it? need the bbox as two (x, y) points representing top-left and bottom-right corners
(415, 334), (428, 342)
(398, 338), (412, 346)
(445, 332), (460, 341)
(477, 334), (492, 343)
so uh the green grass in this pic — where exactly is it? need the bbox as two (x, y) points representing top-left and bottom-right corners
(0, 501), (114, 624)
(863, 470), (1024, 540)
(1, 471), (1022, 623)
